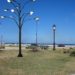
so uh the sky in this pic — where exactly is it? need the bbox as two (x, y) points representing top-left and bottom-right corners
(0, 0), (75, 44)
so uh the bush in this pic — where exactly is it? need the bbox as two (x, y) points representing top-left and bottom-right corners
(31, 47), (38, 52)
(63, 48), (70, 54)
(70, 51), (75, 56)
(0, 46), (5, 49)
(26, 46), (31, 49)
(40, 46), (49, 50)
(30, 44), (39, 52)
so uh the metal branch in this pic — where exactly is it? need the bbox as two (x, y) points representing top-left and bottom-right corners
(11, 3), (19, 15)
(13, 0), (20, 6)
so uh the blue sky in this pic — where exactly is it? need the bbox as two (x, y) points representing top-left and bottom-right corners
(0, 0), (75, 44)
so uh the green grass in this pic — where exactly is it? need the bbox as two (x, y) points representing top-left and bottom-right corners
(0, 49), (75, 75)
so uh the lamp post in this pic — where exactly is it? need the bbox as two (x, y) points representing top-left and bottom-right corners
(34, 17), (39, 46)
(52, 24), (56, 51)
(0, 0), (36, 57)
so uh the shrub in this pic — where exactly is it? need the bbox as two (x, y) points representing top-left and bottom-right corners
(40, 46), (49, 50)
(0, 45), (5, 49)
(70, 51), (75, 56)
(30, 44), (39, 52)
(63, 48), (70, 54)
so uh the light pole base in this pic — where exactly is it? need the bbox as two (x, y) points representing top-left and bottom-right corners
(18, 54), (23, 57)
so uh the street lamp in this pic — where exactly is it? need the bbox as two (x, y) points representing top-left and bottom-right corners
(31, 17), (39, 52)
(34, 17), (39, 46)
(52, 24), (56, 51)
(0, 0), (36, 57)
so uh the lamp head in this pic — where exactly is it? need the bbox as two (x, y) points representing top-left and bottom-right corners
(53, 24), (56, 30)
(0, 16), (5, 19)
(10, 9), (15, 12)
(32, 0), (36, 2)
(34, 17), (39, 21)
(4, 9), (8, 12)
(7, 0), (15, 3)
(7, 0), (12, 3)
(29, 11), (34, 16)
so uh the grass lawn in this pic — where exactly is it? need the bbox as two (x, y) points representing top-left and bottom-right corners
(0, 49), (75, 75)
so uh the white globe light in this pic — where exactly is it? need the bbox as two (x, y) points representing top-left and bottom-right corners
(35, 17), (39, 21)
(4, 9), (8, 12)
(7, 0), (12, 3)
(0, 16), (5, 19)
(53, 27), (56, 30)
(53, 25), (56, 30)
(29, 11), (34, 15)
(11, 9), (15, 12)
(32, 0), (36, 2)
